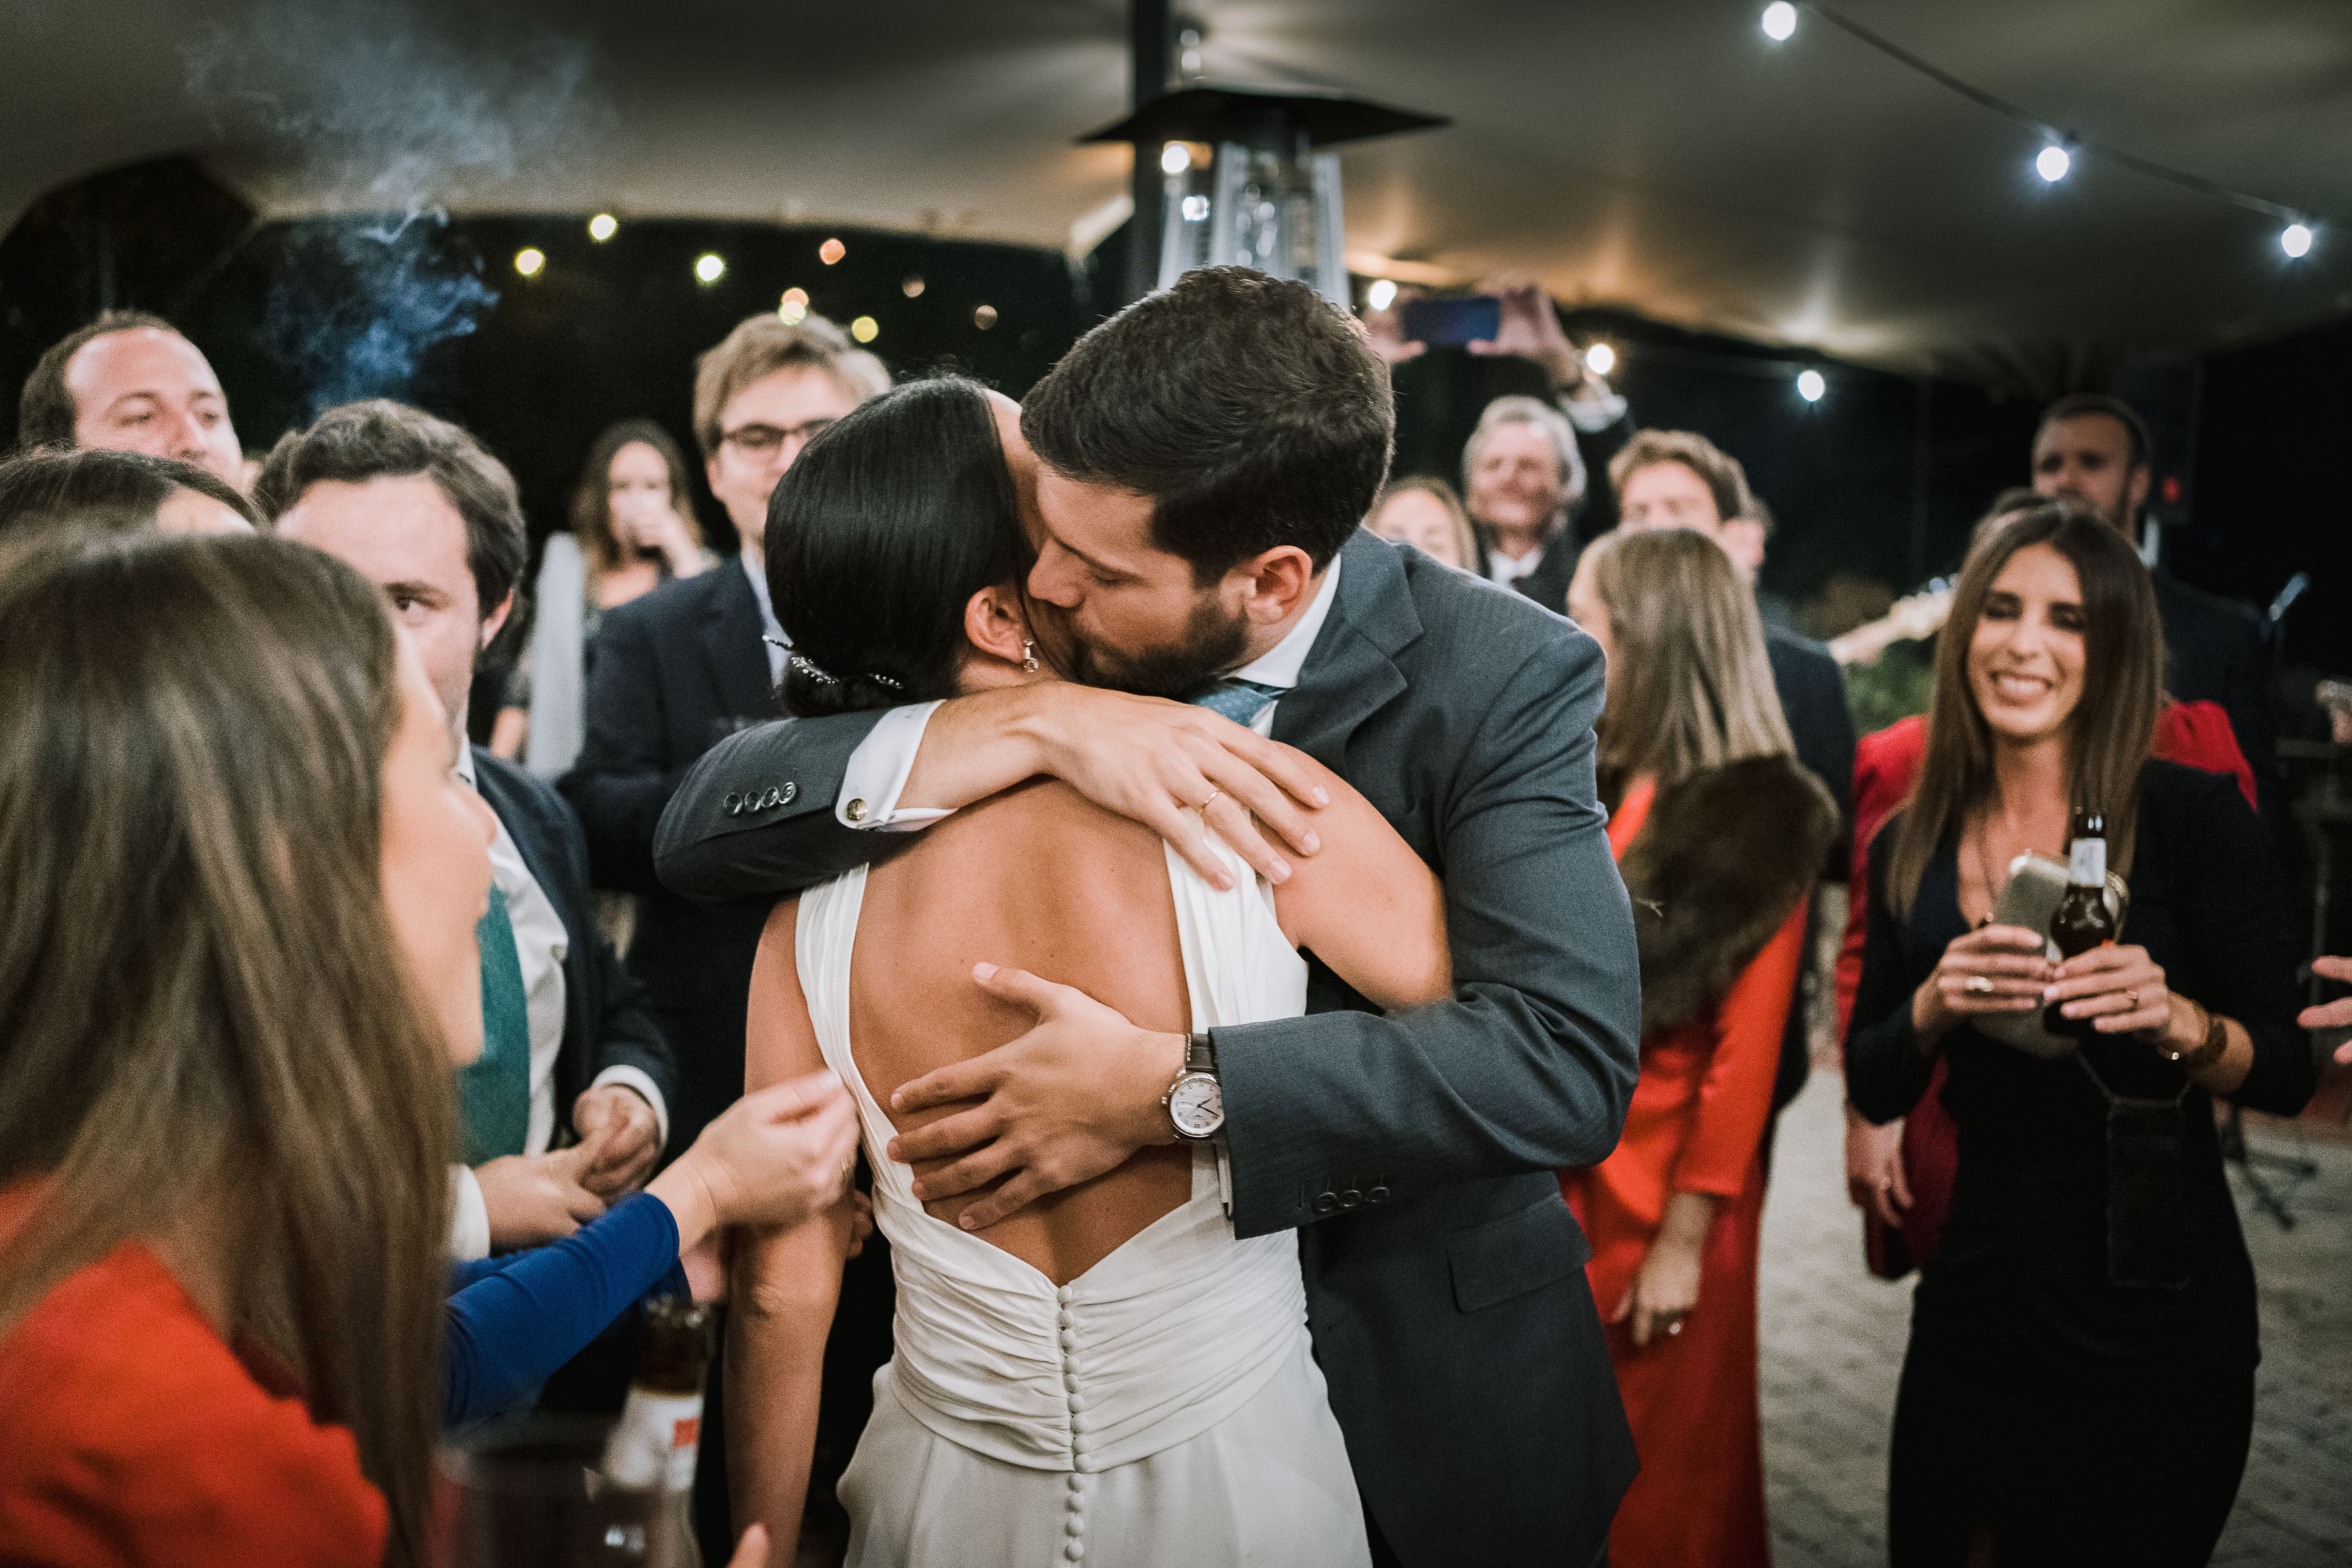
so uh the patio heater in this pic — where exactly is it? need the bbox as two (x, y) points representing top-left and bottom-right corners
(1082, 86), (1446, 307)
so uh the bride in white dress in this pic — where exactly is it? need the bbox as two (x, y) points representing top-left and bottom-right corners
(724, 378), (1452, 1566)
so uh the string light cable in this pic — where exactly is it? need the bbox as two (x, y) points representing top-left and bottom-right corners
(1767, 1), (2324, 253)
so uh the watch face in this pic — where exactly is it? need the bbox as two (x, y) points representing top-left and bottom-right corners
(1169, 1073), (1223, 1138)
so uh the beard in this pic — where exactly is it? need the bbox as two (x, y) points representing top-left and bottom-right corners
(1067, 591), (1253, 701)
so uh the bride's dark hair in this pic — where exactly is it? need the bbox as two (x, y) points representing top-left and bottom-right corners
(766, 376), (1033, 718)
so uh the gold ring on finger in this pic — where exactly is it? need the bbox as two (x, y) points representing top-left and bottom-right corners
(1965, 975), (1995, 995)
(1198, 788), (1222, 813)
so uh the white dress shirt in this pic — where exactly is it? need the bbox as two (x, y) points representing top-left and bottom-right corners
(1485, 544), (1548, 589)
(743, 553), (788, 685)
(834, 559), (1344, 830)
(447, 746), (670, 1260)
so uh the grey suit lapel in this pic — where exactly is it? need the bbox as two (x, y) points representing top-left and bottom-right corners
(704, 562), (777, 722)
(1270, 531), (1421, 766)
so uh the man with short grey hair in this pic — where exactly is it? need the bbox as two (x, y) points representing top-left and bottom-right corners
(1462, 394), (1587, 609)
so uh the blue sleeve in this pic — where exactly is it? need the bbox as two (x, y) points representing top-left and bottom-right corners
(442, 1192), (686, 1428)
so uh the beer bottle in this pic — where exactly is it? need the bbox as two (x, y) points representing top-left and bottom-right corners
(597, 1295), (712, 1567)
(2042, 807), (2118, 1039)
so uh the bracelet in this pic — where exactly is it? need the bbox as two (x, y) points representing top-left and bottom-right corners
(2161, 999), (2228, 1072)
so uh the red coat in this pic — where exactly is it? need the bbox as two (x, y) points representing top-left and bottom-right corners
(1561, 777), (1802, 1568)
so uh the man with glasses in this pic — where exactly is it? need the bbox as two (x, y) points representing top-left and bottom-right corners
(560, 311), (887, 1557)
(564, 312), (886, 1154)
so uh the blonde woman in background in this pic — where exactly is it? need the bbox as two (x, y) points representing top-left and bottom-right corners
(1560, 526), (1836, 1568)
(1364, 474), (1479, 573)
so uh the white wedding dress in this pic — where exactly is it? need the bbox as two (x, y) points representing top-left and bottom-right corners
(796, 841), (1369, 1568)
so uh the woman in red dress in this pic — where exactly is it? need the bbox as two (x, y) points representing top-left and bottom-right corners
(1561, 528), (1838, 1568)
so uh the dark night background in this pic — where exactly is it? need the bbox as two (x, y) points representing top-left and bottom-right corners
(5, 158), (2347, 715)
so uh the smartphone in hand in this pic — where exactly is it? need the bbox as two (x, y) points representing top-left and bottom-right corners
(1399, 296), (1502, 348)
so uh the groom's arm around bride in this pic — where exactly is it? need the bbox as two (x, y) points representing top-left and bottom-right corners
(656, 267), (1642, 1568)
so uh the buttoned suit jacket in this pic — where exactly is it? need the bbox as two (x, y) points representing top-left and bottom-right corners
(651, 529), (1644, 1567)
(557, 563), (778, 1152)
(470, 747), (678, 1136)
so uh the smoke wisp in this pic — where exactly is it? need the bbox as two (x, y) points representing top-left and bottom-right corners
(184, 0), (610, 417)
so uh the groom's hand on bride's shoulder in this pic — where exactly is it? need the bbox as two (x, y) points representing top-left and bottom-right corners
(1005, 685), (1331, 892)
(885, 961), (1184, 1231)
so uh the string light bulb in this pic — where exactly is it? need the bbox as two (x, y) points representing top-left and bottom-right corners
(1761, 2), (1797, 42)
(974, 304), (999, 330)
(851, 316), (879, 343)
(819, 238), (846, 265)
(1584, 342), (1616, 376)
(1365, 279), (1397, 312)
(587, 213), (618, 242)
(778, 287), (808, 324)
(513, 247), (545, 278)
(2280, 222), (2314, 258)
(1796, 368), (1826, 403)
(2035, 144), (2072, 183)
(1161, 142), (1190, 176)
(694, 253), (726, 284)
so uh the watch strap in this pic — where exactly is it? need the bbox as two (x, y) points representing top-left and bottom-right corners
(1185, 1031), (1216, 1076)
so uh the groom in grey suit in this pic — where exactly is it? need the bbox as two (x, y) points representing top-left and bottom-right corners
(656, 267), (1641, 1566)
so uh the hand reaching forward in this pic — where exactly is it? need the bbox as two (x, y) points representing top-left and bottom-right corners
(477, 1144), (607, 1250)
(649, 1071), (859, 1252)
(2300, 956), (2352, 1063)
(885, 963), (1185, 1233)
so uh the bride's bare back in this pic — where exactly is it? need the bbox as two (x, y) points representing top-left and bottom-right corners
(851, 777), (1196, 1284)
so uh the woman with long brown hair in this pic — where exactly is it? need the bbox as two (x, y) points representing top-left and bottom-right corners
(492, 418), (710, 774)
(0, 533), (485, 1564)
(1845, 503), (2310, 1565)
(0, 532), (849, 1567)
(1560, 527), (1836, 1568)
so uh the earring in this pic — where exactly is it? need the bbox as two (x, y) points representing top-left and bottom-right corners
(1022, 640), (1040, 674)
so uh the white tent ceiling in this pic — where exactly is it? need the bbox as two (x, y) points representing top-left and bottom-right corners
(6, 0), (2351, 387)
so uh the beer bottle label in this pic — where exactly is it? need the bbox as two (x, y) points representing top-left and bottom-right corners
(602, 1389), (705, 1492)
(2067, 838), (2106, 887)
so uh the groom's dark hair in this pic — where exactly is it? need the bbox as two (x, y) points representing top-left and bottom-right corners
(1021, 267), (1394, 583)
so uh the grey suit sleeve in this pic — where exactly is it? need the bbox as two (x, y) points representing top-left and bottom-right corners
(1216, 632), (1642, 1239)
(653, 710), (893, 902)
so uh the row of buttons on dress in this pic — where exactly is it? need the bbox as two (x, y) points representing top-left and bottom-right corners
(721, 782), (796, 816)
(1057, 1282), (1090, 1561)
(1310, 1177), (1392, 1216)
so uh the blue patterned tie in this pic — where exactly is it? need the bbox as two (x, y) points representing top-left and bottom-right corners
(1192, 678), (1285, 728)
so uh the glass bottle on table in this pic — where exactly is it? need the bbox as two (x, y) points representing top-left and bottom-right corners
(2043, 807), (2118, 1039)
(597, 1295), (714, 1567)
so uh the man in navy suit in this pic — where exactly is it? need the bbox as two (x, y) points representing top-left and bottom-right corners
(262, 401), (678, 1256)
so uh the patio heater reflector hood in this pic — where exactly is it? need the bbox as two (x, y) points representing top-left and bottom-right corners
(1081, 85), (1447, 305)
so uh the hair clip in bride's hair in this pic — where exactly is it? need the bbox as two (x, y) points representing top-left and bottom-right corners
(789, 650), (904, 693)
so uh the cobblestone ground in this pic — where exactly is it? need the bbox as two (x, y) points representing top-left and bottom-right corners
(1760, 1070), (2352, 1567)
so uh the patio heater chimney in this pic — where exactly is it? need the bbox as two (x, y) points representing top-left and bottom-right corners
(1087, 86), (1446, 308)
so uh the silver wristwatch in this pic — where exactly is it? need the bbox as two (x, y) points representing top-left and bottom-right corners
(1163, 1032), (1223, 1141)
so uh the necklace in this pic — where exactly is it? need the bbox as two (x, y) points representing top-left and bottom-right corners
(1967, 819), (2005, 928)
